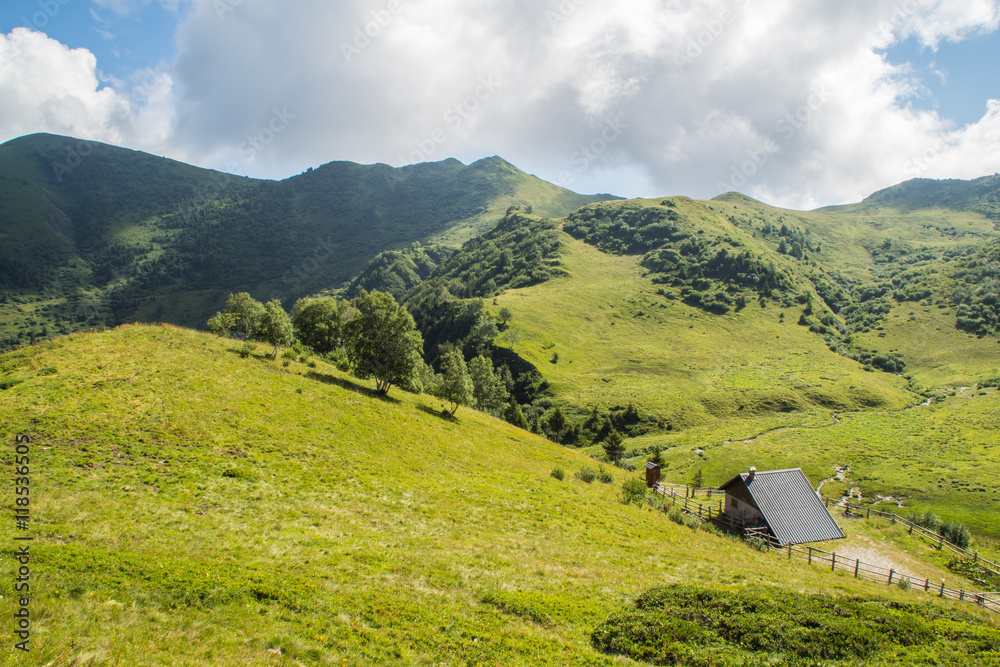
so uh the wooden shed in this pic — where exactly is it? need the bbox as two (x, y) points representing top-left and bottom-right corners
(644, 462), (661, 488)
(719, 467), (845, 546)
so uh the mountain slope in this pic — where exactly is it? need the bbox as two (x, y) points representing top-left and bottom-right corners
(0, 134), (611, 349)
(0, 325), (994, 665)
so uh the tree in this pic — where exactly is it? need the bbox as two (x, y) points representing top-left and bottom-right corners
(344, 290), (424, 396)
(259, 300), (294, 358)
(434, 348), (473, 416)
(291, 296), (349, 356)
(547, 407), (567, 434)
(506, 397), (529, 430)
(207, 292), (265, 341)
(497, 306), (513, 328)
(603, 430), (626, 465)
(468, 355), (509, 416)
(649, 446), (664, 466)
(692, 468), (704, 489)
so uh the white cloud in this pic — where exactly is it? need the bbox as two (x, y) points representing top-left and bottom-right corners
(3, 0), (998, 208)
(0, 28), (176, 155)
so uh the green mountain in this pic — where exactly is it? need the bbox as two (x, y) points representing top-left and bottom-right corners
(0, 133), (612, 349)
(378, 180), (1000, 534)
(1, 324), (997, 665)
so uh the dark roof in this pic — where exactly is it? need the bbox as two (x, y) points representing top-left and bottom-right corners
(644, 462), (661, 469)
(720, 468), (845, 545)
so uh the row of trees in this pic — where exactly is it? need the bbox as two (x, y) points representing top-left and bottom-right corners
(207, 290), (511, 416)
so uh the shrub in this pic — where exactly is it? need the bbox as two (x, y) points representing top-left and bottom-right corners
(745, 536), (769, 551)
(550, 468), (565, 481)
(597, 466), (614, 484)
(281, 349), (297, 360)
(238, 341), (257, 359)
(940, 521), (972, 549)
(576, 466), (597, 483)
(667, 508), (700, 530)
(621, 478), (647, 505)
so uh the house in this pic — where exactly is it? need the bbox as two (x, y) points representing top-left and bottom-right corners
(719, 467), (845, 546)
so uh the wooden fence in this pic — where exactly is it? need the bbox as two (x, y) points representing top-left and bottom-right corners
(819, 496), (1000, 579)
(760, 535), (1000, 614)
(652, 483), (1000, 615)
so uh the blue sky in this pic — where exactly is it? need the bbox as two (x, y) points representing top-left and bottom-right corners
(885, 31), (1000, 126)
(1, 0), (998, 208)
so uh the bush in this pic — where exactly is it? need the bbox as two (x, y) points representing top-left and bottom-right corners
(576, 466), (597, 483)
(281, 349), (297, 360)
(591, 584), (966, 665)
(597, 466), (614, 484)
(550, 468), (565, 481)
(621, 478), (647, 505)
(746, 536), (770, 551)
(239, 341), (257, 359)
(667, 508), (700, 531)
(941, 521), (972, 549)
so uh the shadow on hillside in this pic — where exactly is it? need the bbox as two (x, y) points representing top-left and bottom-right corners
(416, 403), (458, 421)
(306, 371), (400, 403)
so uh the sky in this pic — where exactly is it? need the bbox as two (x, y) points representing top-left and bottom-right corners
(1, 0), (998, 209)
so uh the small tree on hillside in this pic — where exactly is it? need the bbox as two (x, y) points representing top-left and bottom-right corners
(259, 299), (294, 358)
(207, 292), (265, 341)
(291, 296), (349, 356)
(435, 348), (473, 416)
(344, 290), (424, 396)
(603, 430), (626, 465)
(506, 397), (529, 430)
(649, 446), (664, 466)
(468, 355), (509, 417)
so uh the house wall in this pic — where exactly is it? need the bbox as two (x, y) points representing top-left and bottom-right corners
(723, 484), (764, 522)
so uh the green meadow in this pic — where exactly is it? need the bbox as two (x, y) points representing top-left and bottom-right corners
(2, 325), (997, 665)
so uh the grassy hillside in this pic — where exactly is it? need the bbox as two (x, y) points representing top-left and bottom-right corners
(2, 325), (996, 665)
(494, 230), (916, 426)
(0, 135), (610, 350)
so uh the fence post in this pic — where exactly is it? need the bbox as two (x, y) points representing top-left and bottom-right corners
(867, 508), (870, 519)
(940, 580), (946, 597)
(939, 534), (944, 550)
(975, 552), (979, 565)
(788, 545), (792, 561)
(855, 559), (860, 578)
(698, 505), (703, 519)
(960, 591), (965, 602)
(888, 569), (894, 586)
(909, 522), (913, 535)
(891, 514), (896, 525)
(825, 497), (830, 508)
(832, 553), (837, 572)
(924, 579), (929, 592)
(808, 547), (813, 565)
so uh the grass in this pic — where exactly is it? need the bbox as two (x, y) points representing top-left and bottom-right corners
(495, 232), (915, 429)
(1, 324), (994, 665)
(634, 387), (1000, 537)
